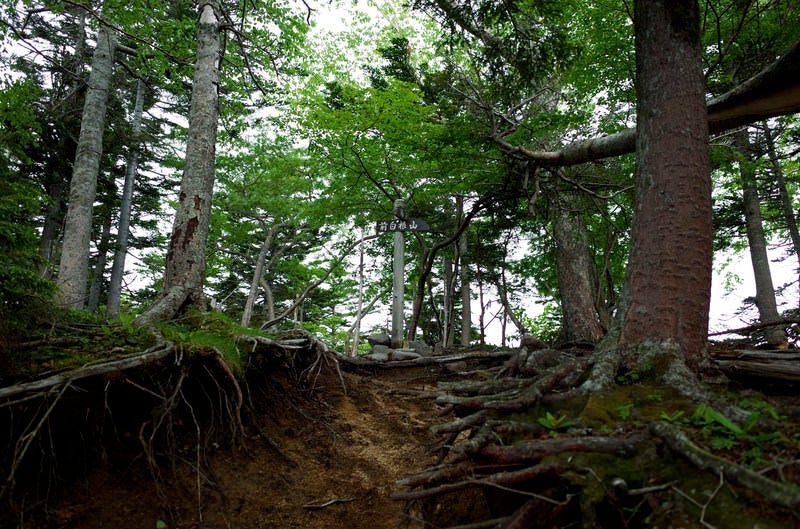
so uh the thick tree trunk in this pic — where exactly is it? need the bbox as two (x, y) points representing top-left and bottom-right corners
(40, 10), (86, 280)
(56, 26), (116, 309)
(550, 191), (605, 344)
(609, 1), (711, 370)
(107, 79), (145, 319)
(735, 130), (785, 346)
(135, 3), (220, 327)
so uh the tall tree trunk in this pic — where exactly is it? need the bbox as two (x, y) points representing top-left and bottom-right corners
(88, 213), (113, 313)
(107, 79), (145, 319)
(602, 1), (711, 377)
(495, 262), (526, 337)
(551, 191), (605, 345)
(459, 232), (471, 346)
(763, 122), (800, 306)
(40, 9), (87, 279)
(134, 3), (220, 327)
(241, 223), (285, 328)
(56, 26), (116, 308)
(38, 173), (67, 279)
(477, 266), (487, 345)
(457, 195), (471, 346)
(735, 129), (786, 346)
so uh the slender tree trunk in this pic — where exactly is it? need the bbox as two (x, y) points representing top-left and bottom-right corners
(351, 233), (366, 356)
(107, 79), (145, 319)
(477, 266), (487, 345)
(134, 3), (220, 327)
(735, 130), (785, 346)
(604, 1), (711, 374)
(442, 256), (455, 347)
(407, 245), (432, 342)
(551, 191), (605, 344)
(241, 223), (284, 328)
(38, 175), (67, 279)
(260, 278), (276, 324)
(459, 232), (471, 346)
(763, 122), (800, 306)
(495, 263), (526, 337)
(406, 211), (477, 341)
(56, 26), (116, 308)
(87, 213), (113, 313)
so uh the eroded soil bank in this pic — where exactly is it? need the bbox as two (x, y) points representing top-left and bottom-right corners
(3, 359), (452, 529)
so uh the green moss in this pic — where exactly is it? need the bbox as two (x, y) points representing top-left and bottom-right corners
(157, 310), (273, 377)
(580, 383), (695, 430)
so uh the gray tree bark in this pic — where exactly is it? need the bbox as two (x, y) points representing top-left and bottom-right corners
(459, 232), (471, 346)
(56, 26), (116, 308)
(492, 38), (800, 168)
(87, 213), (112, 312)
(241, 222), (286, 328)
(39, 10), (87, 279)
(734, 129), (785, 346)
(550, 191), (605, 344)
(135, 3), (220, 327)
(763, 122), (800, 307)
(107, 78), (146, 319)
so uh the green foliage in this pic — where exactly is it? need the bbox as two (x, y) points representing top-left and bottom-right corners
(615, 363), (652, 385)
(521, 303), (562, 344)
(616, 403), (634, 421)
(156, 310), (263, 376)
(0, 79), (55, 334)
(537, 410), (575, 432)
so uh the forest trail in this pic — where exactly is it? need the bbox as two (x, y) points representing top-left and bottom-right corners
(43, 361), (454, 529)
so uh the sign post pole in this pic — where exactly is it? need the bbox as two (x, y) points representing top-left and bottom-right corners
(391, 199), (405, 349)
(375, 206), (428, 349)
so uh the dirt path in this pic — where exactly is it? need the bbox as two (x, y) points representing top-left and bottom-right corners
(43, 364), (448, 529)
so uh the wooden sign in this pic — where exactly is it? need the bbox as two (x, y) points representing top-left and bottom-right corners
(376, 218), (430, 233)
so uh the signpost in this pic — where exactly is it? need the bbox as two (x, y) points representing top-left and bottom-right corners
(378, 200), (430, 349)
(375, 218), (430, 233)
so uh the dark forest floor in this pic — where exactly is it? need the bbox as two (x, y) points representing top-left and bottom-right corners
(3, 335), (800, 529)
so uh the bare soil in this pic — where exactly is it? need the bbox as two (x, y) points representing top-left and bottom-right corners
(21, 363), (450, 529)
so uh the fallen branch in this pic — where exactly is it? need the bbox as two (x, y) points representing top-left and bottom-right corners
(392, 462), (567, 501)
(302, 497), (355, 510)
(479, 434), (646, 464)
(708, 318), (800, 337)
(339, 351), (515, 369)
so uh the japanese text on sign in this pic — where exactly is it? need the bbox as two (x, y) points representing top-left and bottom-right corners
(376, 218), (430, 233)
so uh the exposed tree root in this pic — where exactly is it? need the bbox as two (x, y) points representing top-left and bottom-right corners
(0, 325), (336, 524)
(0, 338), (175, 401)
(652, 421), (800, 511)
(394, 346), (800, 528)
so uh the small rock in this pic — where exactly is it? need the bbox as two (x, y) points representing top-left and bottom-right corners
(409, 341), (433, 357)
(367, 333), (392, 347)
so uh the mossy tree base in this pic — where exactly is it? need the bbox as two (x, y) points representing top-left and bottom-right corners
(394, 345), (800, 528)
